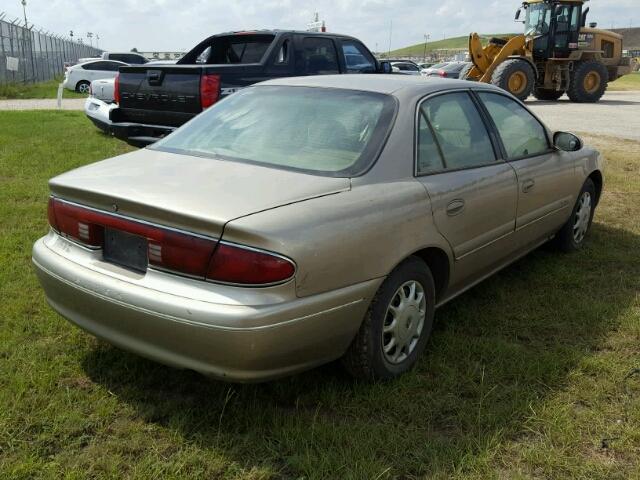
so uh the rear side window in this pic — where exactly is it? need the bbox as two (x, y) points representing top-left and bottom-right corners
(82, 61), (119, 71)
(417, 113), (445, 174)
(341, 40), (376, 72)
(419, 92), (496, 170)
(188, 35), (275, 65)
(302, 37), (339, 74)
(478, 92), (549, 159)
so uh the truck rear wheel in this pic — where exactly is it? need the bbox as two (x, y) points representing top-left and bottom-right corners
(491, 59), (535, 101)
(567, 60), (608, 103)
(533, 88), (564, 101)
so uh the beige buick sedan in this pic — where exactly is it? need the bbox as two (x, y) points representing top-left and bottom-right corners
(33, 75), (603, 382)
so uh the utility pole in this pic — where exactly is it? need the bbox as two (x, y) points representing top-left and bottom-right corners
(21, 0), (28, 28)
(87, 32), (93, 48)
(95, 34), (99, 49)
(423, 34), (430, 62)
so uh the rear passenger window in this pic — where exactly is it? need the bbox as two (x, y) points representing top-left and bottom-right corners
(302, 38), (339, 74)
(276, 40), (290, 64)
(341, 40), (376, 72)
(478, 92), (549, 159)
(419, 92), (496, 170)
(417, 113), (445, 174)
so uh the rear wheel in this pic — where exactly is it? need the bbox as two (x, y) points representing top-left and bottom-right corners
(342, 257), (435, 381)
(491, 59), (535, 101)
(75, 81), (90, 94)
(567, 60), (608, 103)
(533, 88), (564, 101)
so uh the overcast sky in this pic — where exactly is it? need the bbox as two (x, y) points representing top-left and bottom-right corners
(4, 0), (638, 53)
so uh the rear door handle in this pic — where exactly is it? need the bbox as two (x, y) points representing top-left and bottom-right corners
(446, 199), (465, 216)
(522, 179), (535, 193)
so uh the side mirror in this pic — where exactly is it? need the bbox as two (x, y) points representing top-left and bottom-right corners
(378, 60), (392, 74)
(515, 8), (521, 21)
(554, 131), (583, 152)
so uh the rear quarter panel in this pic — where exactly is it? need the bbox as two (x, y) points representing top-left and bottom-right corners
(223, 181), (452, 298)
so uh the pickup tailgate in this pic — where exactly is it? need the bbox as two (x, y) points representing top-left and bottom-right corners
(114, 65), (204, 127)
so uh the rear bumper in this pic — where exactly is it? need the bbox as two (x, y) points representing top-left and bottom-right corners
(32, 234), (378, 382)
(108, 121), (176, 148)
(85, 97), (115, 133)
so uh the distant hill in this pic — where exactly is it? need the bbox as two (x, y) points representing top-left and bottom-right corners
(387, 34), (516, 57)
(612, 28), (640, 49)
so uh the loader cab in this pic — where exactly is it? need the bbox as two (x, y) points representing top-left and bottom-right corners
(523, 1), (583, 59)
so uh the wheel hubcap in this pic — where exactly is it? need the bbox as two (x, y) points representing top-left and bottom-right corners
(79, 84), (89, 93)
(583, 71), (601, 94)
(573, 191), (592, 244)
(382, 280), (427, 365)
(508, 71), (527, 95)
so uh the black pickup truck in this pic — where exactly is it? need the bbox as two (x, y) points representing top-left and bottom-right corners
(103, 30), (391, 146)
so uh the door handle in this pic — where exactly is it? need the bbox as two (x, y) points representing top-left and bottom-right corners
(522, 179), (535, 193)
(446, 199), (465, 216)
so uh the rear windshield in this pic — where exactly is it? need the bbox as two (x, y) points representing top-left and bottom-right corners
(152, 86), (396, 176)
(181, 34), (275, 65)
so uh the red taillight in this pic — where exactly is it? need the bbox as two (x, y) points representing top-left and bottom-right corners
(47, 198), (295, 285)
(200, 74), (220, 109)
(438, 70), (447, 77)
(206, 243), (295, 285)
(114, 73), (120, 104)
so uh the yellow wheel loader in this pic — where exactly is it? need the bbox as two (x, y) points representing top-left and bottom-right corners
(462, 0), (633, 102)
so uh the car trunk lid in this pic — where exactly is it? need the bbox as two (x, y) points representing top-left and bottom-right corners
(48, 148), (351, 239)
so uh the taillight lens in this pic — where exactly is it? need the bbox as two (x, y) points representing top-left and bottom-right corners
(114, 73), (120, 104)
(206, 243), (295, 285)
(438, 70), (447, 77)
(200, 73), (220, 109)
(47, 198), (295, 285)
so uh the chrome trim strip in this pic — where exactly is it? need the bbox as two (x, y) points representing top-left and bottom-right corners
(51, 196), (218, 241)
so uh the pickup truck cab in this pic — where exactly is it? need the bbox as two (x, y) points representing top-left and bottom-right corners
(103, 30), (391, 146)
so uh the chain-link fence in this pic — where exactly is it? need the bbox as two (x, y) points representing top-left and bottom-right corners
(0, 17), (102, 85)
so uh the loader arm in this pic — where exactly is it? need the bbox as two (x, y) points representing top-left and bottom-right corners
(467, 33), (527, 83)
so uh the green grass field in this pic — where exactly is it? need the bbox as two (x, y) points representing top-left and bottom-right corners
(388, 34), (515, 58)
(1, 111), (639, 479)
(609, 72), (640, 91)
(0, 78), (87, 100)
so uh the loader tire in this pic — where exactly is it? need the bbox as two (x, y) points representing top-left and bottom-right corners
(567, 60), (608, 103)
(459, 63), (477, 81)
(533, 88), (564, 101)
(491, 59), (535, 101)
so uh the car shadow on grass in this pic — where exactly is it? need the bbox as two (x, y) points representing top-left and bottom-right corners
(81, 222), (639, 478)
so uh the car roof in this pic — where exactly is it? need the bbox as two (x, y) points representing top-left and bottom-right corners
(208, 29), (361, 41)
(259, 74), (502, 96)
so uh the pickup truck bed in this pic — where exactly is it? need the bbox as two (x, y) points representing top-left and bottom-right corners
(101, 30), (390, 147)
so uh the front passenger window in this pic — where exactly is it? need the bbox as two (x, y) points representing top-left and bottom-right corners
(478, 92), (549, 159)
(420, 92), (496, 170)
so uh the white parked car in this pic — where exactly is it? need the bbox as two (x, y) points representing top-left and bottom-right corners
(62, 60), (127, 93)
(421, 62), (450, 76)
(391, 61), (422, 75)
(101, 51), (149, 64)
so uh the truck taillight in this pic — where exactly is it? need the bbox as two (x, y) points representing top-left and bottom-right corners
(47, 197), (295, 285)
(200, 74), (220, 109)
(114, 73), (120, 104)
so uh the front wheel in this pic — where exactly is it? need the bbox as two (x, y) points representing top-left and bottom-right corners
(342, 257), (435, 381)
(567, 60), (608, 103)
(553, 178), (596, 252)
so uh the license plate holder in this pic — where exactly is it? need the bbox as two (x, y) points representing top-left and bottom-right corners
(103, 228), (148, 273)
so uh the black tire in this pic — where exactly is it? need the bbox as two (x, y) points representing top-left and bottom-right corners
(490, 58), (535, 101)
(567, 60), (608, 103)
(342, 256), (436, 381)
(75, 80), (90, 94)
(459, 63), (477, 81)
(533, 88), (564, 101)
(553, 178), (596, 252)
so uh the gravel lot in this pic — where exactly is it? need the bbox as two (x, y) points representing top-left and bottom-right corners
(527, 91), (640, 141)
(1, 90), (638, 141)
